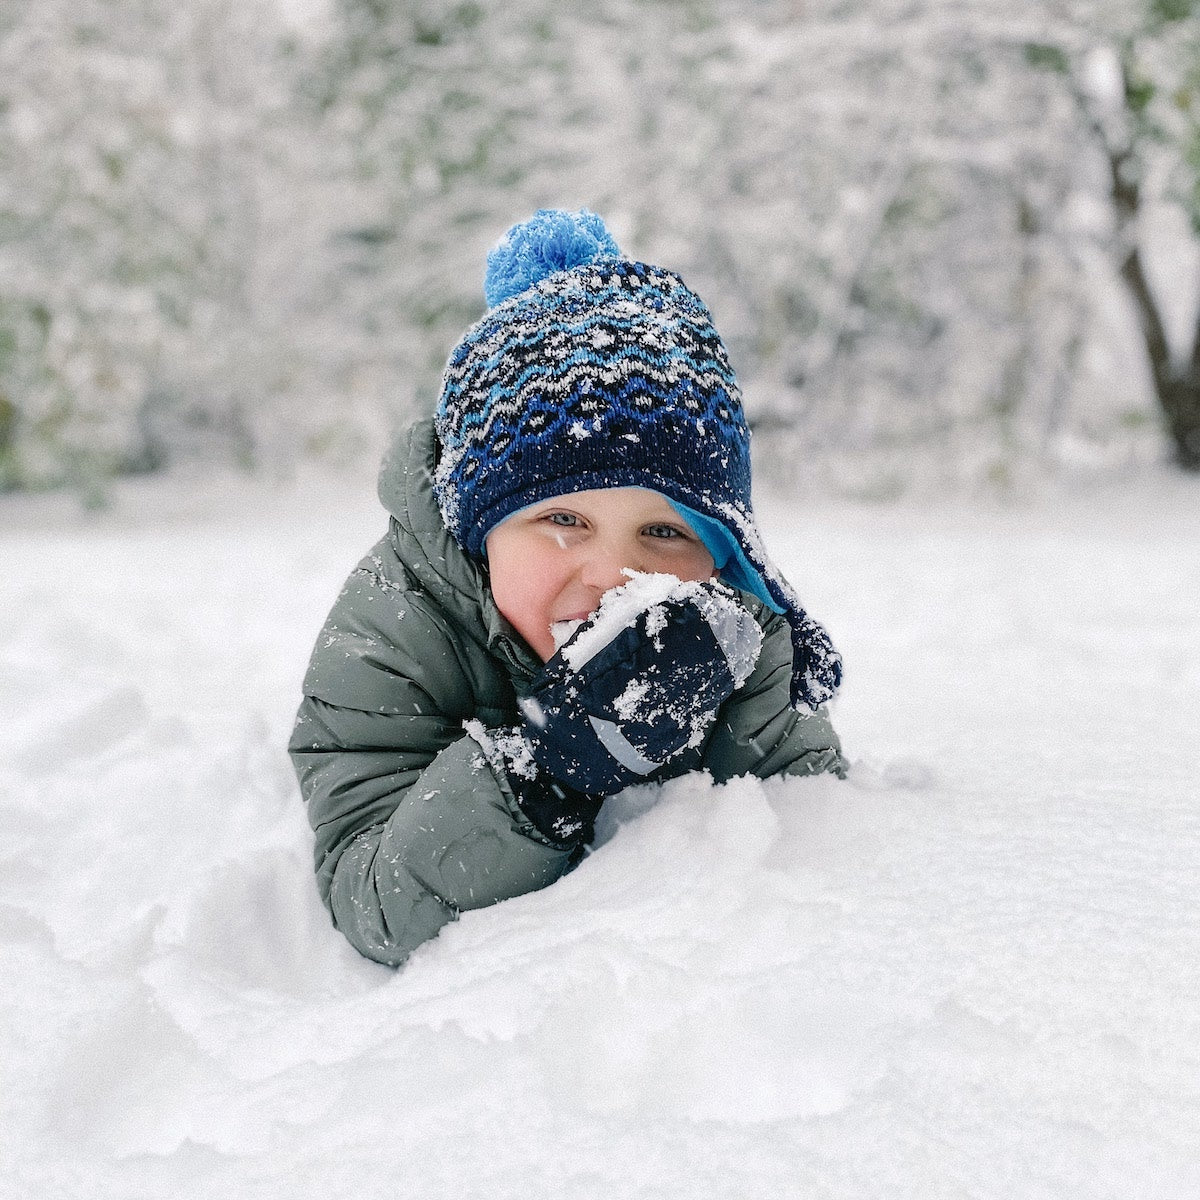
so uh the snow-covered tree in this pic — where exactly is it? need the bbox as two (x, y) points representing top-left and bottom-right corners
(1028, 0), (1200, 470)
(297, 0), (1188, 492)
(0, 0), (310, 492)
(4, 0), (1199, 495)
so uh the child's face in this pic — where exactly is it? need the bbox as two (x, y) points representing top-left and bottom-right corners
(486, 487), (716, 661)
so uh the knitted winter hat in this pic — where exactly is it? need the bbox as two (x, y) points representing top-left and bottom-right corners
(432, 208), (841, 711)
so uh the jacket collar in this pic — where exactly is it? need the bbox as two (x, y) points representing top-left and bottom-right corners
(377, 417), (541, 683)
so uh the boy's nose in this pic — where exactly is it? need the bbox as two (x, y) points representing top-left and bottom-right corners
(579, 539), (642, 594)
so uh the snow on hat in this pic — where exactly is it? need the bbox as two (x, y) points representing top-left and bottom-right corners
(432, 208), (841, 710)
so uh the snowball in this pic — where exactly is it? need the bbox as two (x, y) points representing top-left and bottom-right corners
(560, 570), (763, 686)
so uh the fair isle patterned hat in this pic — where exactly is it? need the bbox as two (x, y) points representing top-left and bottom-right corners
(432, 209), (842, 711)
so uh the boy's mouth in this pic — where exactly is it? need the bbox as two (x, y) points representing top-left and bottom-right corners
(550, 618), (586, 650)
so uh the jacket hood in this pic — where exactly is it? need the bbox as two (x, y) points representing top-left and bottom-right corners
(377, 417), (540, 678)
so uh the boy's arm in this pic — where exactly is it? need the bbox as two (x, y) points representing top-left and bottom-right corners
(702, 606), (848, 783)
(289, 549), (577, 967)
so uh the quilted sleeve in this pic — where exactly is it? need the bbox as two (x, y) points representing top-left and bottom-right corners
(289, 542), (577, 967)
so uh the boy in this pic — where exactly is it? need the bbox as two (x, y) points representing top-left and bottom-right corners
(290, 209), (844, 967)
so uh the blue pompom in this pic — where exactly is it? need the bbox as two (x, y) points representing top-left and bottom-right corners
(484, 209), (621, 308)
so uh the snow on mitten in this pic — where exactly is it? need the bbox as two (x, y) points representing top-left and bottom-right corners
(519, 574), (764, 797)
(463, 721), (604, 845)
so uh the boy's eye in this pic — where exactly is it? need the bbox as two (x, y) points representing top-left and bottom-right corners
(546, 512), (579, 527)
(644, 523), (685, 539)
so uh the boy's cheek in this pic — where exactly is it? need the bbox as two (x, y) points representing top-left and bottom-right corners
(491, 584), (557, 661)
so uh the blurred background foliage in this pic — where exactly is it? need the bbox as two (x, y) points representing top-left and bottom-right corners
(1, 0), (1199, 499)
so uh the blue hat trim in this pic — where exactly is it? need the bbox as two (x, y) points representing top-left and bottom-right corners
(669, 497), (843, 710)
(666, 499), (785, 615)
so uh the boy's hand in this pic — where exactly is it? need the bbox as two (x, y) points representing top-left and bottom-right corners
(519, 575), (764, 796)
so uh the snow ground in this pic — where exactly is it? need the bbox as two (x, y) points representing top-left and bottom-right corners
(2, 465), (1199, 1200)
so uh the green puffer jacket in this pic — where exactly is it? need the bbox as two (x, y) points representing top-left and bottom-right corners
(289, 418), (846, 966)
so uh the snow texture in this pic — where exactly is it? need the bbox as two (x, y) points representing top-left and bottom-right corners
(2, 466), (1199, 1200)
(463, 718), (538, 782)
(551, 618), (585, 651)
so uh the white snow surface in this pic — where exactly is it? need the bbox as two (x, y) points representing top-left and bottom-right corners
(2, 467), (1199, 1199)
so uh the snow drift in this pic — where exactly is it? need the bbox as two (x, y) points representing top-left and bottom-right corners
(2, 467), (1198, 1199)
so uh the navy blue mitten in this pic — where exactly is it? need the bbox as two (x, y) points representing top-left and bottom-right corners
(519, 575), (764, 797)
